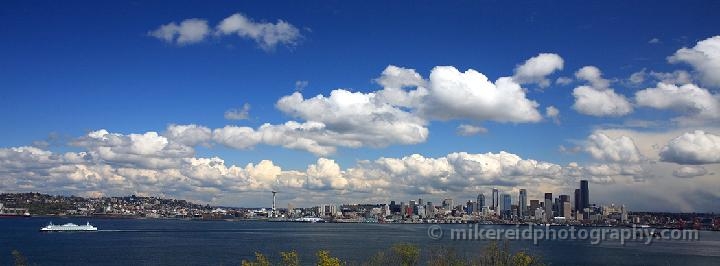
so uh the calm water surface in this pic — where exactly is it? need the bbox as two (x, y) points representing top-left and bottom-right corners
(1, 218), (719, 265)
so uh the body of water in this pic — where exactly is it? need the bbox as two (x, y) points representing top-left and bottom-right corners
(1, 218), (719, 265)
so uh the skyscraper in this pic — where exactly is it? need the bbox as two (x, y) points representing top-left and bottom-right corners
(442, 198), (453, 210)
(501, 193), (512, 219)
(563, 202), (572, 219)
(519, 189), (527, 218)
(581, 180), (590, 220)
(581, 180), (589, 210)
(492, 188), (499, 211)
(559, 194), (569, 218)
(476, 193), (485, 214)
(529, 200), (540, 217)
(574, 189), (581, 212)
(502, 194), (511, 211)
(544, 193), (553, 221)
(466, 200), (475, 214)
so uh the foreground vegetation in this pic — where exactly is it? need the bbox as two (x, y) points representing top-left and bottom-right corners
(11, 241), (543, 266)
(241, 241), (544, 266)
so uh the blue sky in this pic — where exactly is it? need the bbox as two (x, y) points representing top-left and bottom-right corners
(1, 1), (720, 211)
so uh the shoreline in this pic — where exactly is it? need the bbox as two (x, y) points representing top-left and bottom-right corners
(7, 215), (719, 231)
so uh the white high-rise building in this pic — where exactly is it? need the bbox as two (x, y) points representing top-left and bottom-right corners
(535, 208), (545, 222)
(563, 202), (572, 219)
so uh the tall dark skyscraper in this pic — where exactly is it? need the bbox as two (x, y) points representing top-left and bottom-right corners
(519, 189), (527, 218)
(492, 188), (499, 211)
(580, 180), (589, 210)
(559, 195), (569, 203)
(574, 189), (581, 212)
(529, 200), (540, 215)
(559, 195), (569, 218)
(544, 193), (553, 221)
(477, 193), (485, 212)
(501, 194), (512, 219)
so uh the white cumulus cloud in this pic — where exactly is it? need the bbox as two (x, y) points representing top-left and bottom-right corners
(660, 130), (720, 165)
(375, 65), (426, 89)
(572, 86), (633, 117)
(165, 124), (212, 146)
(148, 18), (210, 45)
(212, 126), (262, 150)
(635, 82), (720, 122)
(575, 66), (610, 89)
(276, 89), (429, 149)
(585, 133), (643, 163)
(668, 35), (720, 87)
(673, 166), (708, 178)
(422, 66), (542, 123)
(512, 53), (564, 88)
(572, 66), (632, 117)
(216, 13), (302, 50)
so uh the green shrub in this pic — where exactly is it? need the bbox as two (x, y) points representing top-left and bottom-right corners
(473, 241), (544, 266)
(316, 250), (343, 266)
(427, 247), (467, 266)
(280, 250), (300, 266)
(241, 252), (271, 266)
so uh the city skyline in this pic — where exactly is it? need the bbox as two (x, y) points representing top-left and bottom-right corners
(1, 1), (720, 212)
(0, 179), (673, 228)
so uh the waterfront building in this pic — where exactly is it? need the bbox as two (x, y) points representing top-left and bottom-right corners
(390, 201), (400, 213)
(318, 205), (326, 217)
(317, 204), (337, 217)
(405, 205), (414, 217)
(417, 205), (425, 218)
(426, 202), (434, 217)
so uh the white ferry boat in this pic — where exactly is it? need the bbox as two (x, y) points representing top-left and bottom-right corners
(40, 222), (98, 232)
(293, 217), (324, 223)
